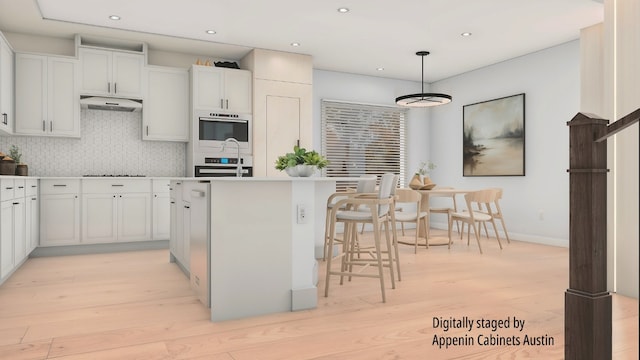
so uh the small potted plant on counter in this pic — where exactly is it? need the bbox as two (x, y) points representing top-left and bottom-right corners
(275, 145), (329, 177)
(9, 145), (28, 176)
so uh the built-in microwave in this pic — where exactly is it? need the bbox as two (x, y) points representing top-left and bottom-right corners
(196, 112), (252, 154)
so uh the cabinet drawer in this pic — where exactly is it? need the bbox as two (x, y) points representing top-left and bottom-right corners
(26, 179), (38, 196)
(82, 179), (150, 193)
(40, 179), (81, 194)
(13, 179), (26, 199)
(152, 179), (171, 193)
(0, 179), (14, 200)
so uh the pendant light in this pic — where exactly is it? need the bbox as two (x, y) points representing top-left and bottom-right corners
(396, 51), (452, 107)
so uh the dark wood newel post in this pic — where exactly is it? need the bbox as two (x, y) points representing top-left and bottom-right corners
(565, 108), (640, 360)
(565, 113), (611, 360)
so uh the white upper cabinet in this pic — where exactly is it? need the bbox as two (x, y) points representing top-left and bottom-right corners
(80, 48), (144, 99)
(191, 65), (251, 114)
(15, 53), (80, 137)
(0, 34), (14, 135)
(143, 66), (189, 142)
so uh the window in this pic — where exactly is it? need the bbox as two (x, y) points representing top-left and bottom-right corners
(321, 100), (407, 191)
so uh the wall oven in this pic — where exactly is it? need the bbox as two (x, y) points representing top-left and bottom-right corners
(196, 111), (252, 154)
(194, 156), (253, 177)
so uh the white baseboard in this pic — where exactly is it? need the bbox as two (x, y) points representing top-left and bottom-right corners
(429, 221), (569, 248)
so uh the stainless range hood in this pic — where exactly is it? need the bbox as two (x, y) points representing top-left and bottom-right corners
(80, 96), (142, 112)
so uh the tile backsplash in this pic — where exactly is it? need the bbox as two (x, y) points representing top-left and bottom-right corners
(0, 109), (186, 177)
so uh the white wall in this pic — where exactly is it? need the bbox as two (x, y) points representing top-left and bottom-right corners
(313, 41), (581, 246)
(429, 40), (580, 246)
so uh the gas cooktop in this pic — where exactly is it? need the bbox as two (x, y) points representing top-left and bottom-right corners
(82, 174), (146, 177)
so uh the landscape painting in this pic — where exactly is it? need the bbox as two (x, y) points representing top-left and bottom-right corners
(463, 93), (525, 176)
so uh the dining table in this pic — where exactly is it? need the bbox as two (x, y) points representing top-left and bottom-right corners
(413, 187), (472, 246)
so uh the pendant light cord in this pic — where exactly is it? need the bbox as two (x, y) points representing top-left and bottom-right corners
(421, 53), (425, 98)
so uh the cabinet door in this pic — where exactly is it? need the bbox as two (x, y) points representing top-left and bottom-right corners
(40, 194), (80, 246)
(118, 193), (151, 242)
(169, 197), (177, 255)
(192, 66), (224, 110)
(14, 53), (46, 135)
(144, 67), (188, 141)
(0, 200), (14, 278)
(12, 200), (25, 265)
(265, 95), (301, 177)
(0, 38), (14, 134)
(48, 57), (79, 137)
(26, 195), (38, 253)
(80, 48), (112, 96)
(224, 69), (252, 113)
(112, 52), (143, 98)
(182, 201), (191, 269)
(153, 192), (171, 240)
(82, 193), (117, 243)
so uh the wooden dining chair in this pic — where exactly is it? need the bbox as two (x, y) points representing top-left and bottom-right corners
(459, 188), (509, 243)
(325, 173), (397, 303)
(482, 188), (510, 243)
(428, 186), (460, 237)
(448, 189), (503, 254)
(393, 188), (429, 253)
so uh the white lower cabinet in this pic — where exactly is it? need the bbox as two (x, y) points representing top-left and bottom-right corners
(82, 193), (117, 243)
(0, 178), (32, 283)
(118, 193), (152, 242)
(0, 200), (14, 279)
(169, 180), (188, 271)
(152, 179), (170, 240)
(39, 180), (81, 246)
(182, 200), (191, 270)
(82, 179), (151, 244)
(26, 193), (39, 253)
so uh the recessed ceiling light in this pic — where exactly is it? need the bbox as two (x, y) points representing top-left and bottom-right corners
(461, 32), (472, 37)
(290, 42), (300, 47)
(337, 7), (350, 13)
(376, 67), (384, 71)
(206, 30), (216, 35)
(109, 15), (121, 20)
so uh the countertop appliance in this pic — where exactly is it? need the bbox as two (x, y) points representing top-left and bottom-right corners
(189, 181), (211, 307)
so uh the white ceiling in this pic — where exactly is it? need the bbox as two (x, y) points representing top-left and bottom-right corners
(0, 0), (603, 83)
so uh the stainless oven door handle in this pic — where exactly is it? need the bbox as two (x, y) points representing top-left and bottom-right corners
(199, 118), (248, 124)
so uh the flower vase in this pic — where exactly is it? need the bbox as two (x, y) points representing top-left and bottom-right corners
(409, 174), (423, 190)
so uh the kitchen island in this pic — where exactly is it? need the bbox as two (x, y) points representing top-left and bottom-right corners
(174, 177), (348, 322)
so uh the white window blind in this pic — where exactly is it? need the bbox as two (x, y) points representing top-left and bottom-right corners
(321, 100), (406, 191)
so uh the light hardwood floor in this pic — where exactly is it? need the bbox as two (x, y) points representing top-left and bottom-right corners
(0, 230), (637, 359)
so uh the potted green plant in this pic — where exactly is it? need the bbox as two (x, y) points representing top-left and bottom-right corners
(275, 145), (329, 177)
(8, 145), (28, 176)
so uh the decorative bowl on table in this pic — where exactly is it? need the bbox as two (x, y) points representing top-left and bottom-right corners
(420, 183), (436, 190)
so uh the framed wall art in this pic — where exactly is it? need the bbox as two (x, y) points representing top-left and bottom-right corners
(463, 93), (525, 176)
